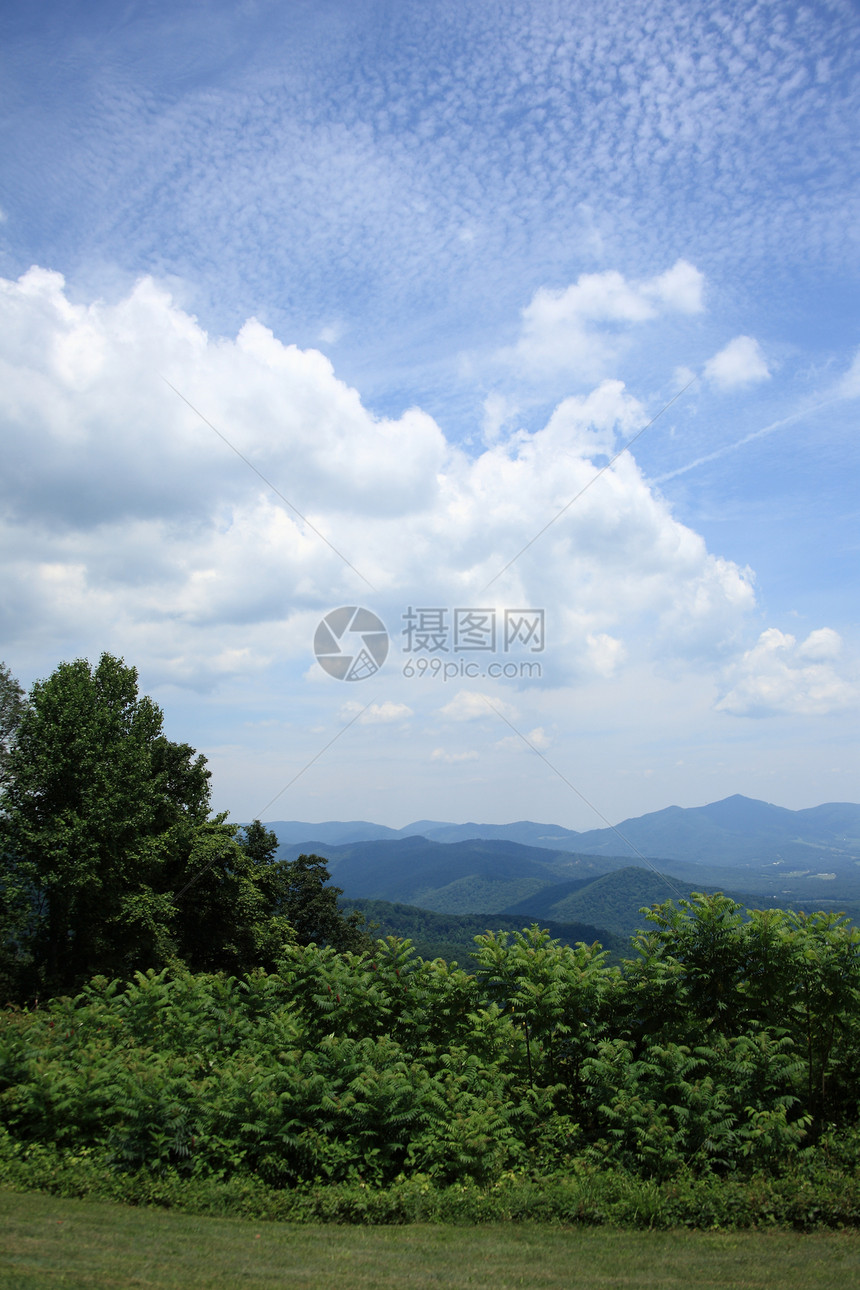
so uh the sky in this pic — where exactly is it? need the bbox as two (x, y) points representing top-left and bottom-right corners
(0, 0), (858, 829)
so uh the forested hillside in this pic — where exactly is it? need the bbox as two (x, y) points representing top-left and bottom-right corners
(343, 898), (626, 963)
(501, 866), (701, 936)
(276, 836), (589, 913)
(279, 831), (860, 940)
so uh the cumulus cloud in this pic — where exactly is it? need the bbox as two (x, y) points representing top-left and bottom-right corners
(439, 691), (519, 723)
(642, 261), (705, 313)
(585, 633), (626, 678)
(704, 335), (770, 390)
(716, 628), (858, 716)
(0, 268), (449, 535)
(797, 628), (843, 662)
(495, 726), (551, 752)
(430, 747), (480, 763)
(0, 268), (761, 694)
(509, 260), (704, 379)
(340, 700), (413, 723)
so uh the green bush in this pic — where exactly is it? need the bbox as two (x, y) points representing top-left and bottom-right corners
(3, 900), (860, 1224)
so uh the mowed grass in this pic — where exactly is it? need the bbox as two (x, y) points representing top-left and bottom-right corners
(2, 1189), (860, 1289)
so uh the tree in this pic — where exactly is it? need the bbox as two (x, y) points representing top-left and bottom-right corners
(237, 818), (280, 867)
(151, 828), (368, 971)
(473, 925), (615, 1093)
(1, 656), (368, 997)
(0, 661), (26, 795)
(273, 852), (371, 953)
(0, 662), (31, 995)
(168, 817), (298, 975)
(0, 653), (218, 994)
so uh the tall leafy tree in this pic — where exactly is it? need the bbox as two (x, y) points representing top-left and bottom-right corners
(170, 818), (296, 975)
(0, 655), (368, 998)
(0, 654), (216, 994)
(273, 852), (371, 953)
(176, 826), (372, 966)
(0, 661), (26, 795)
(0, 662), (30, 994)
(237, 819), (280, 867)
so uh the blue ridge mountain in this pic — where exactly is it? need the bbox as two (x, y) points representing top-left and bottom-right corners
(274, 837), (626, 914)
(265, 797), (860, 940)
(267, 795), (860, 868)
(564, 797), (860, 866)
(498, 866), (740, 938)
(265, 820), (404, 845)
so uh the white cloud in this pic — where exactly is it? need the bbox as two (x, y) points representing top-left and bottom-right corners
(797, 628), (843, 662)
(430, 747), (480, 763)
(0, 268), (449, 534)
(704, 335), (770, 390)
(496, 726), (551, 752)
(481, 392), (518, 446)
(439, 691), (518, 723)
(586, 633), (626, 678)
(716, 628), (858, 717)
(0, 269), (761, 696)
(642, 260), (705, 313)
(340, 700), (413, 723)
(509, 260), (705, 379)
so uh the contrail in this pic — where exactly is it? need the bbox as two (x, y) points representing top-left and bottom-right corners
(651, 397), (839, 485)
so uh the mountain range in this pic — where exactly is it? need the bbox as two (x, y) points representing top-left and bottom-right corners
(263, 796), (860, 945)
(268, 795), (860, 868)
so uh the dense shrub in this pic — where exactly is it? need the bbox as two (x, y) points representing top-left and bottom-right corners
(2, 898), (860, 1225)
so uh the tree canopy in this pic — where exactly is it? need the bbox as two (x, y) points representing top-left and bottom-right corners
(0, 661), (26, 795)
(0, 652), (366, 999)
(0, 654), (209, 993)
(274, 851), (371, 953)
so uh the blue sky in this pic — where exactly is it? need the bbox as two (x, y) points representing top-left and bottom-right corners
(0, 0), (857, 827)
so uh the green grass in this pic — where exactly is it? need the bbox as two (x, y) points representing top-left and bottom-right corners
(2, 1190), (860, 1289)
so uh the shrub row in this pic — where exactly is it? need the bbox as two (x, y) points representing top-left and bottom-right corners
(2, 1135), (860, 1230)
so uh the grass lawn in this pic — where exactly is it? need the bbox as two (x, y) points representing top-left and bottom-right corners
(2, 1189), (860, 1289)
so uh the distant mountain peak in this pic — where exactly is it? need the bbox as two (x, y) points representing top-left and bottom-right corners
(265, 796), (860, 870)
